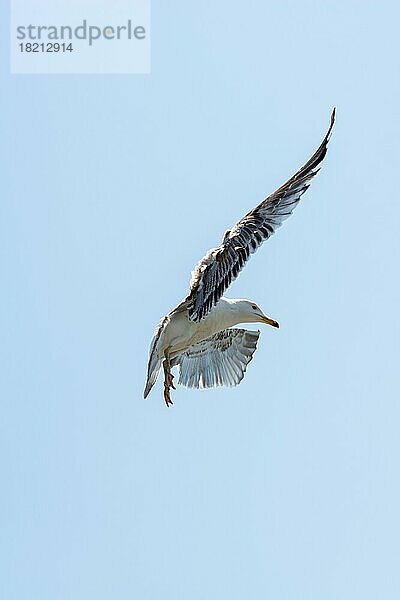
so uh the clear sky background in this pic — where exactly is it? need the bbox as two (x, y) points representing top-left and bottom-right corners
(1, 1), (400, 599)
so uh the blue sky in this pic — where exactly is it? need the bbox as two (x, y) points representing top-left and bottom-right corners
(1, 1), (400, 598)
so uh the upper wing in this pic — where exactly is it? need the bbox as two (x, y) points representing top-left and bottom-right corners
(171, 328), (260, 389)
(186, 109), (336, 322)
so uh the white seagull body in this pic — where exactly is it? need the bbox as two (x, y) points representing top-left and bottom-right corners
(144, 110), (335, 406)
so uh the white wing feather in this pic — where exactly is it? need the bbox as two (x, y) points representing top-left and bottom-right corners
(171, 328), (260, 389)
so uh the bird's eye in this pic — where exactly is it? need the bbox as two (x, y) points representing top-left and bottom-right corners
(252, 305), (257, 310)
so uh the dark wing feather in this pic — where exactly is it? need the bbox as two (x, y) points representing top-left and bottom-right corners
(187, 108), (335, 322)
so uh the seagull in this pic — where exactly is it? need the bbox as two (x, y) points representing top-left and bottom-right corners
(144, 109), (336, 406)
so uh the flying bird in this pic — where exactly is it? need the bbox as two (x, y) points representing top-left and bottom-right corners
(144, 109), (336, 406)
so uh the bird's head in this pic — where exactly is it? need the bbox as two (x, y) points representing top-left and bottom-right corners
(230, 299), (280, 328)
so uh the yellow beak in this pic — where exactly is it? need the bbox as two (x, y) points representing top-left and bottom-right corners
(261, 315), (280, 328)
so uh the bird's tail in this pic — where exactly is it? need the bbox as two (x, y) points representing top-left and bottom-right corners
(144, 314), (170, 399)
(143, 354), (162, 399)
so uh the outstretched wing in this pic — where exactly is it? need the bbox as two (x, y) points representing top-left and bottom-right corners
(171, 328), (260, 389)
(187, 109), (336, 322)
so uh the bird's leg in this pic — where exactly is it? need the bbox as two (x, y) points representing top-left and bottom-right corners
(168, 372), (176, 390)
(163, 356), (175, 407)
